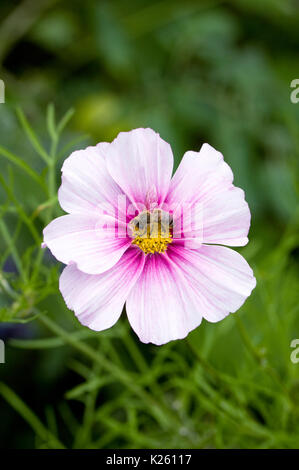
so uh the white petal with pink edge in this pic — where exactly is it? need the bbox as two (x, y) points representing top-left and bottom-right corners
(43, 213), (130, 274)
(126, 244), (256, 345)
(126, 253), (203, 345)
(167, 143), (250, 247)
(59, 247), (145, 331)
(58, 143), (124, 216)
(167, 244), (256, 323)
(105, 128), (173, 208)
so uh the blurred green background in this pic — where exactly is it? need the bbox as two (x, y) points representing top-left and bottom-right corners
(0, 0), (299, 449)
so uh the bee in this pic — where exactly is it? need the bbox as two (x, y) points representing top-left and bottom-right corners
(130, 209), (173, 239)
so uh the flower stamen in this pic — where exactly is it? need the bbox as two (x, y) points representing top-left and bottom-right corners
(129, 209), (173, 255)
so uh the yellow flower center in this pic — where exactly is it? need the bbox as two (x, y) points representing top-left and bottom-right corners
(129, 209), (173, 255)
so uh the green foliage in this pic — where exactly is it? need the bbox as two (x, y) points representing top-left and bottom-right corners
(0, 0), (299, 450)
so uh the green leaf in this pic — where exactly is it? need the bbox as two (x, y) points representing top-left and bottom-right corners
(0, 145), (47, 192)
(16, 107), (50, 164)
(0, 383), (65, 449)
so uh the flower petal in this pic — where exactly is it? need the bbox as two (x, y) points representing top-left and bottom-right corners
(105, 128), (173, 208)
(167, 244), (256, 323)
(60, 247), (145, 331)
(167, 143), (250, 246)
(43, 213), (130, 274)
(126, 253), (203, 345)
(58, 143), (124, 216)
(126, 244), (255, 345)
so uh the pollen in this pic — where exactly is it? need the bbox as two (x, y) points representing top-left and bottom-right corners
(129, 209), (173, 255)
(132, 233), (172, 255)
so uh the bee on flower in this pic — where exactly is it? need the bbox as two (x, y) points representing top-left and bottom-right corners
(43, 128), (256, 345)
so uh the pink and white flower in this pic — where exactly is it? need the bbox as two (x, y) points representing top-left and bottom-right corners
(43, 128), (256, 345)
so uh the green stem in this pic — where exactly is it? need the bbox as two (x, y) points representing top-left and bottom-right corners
(0, 382), (65, 449)
(47, 137), (58, 221)
(38, 313), (180, 431)
(0, 218), (26, 281)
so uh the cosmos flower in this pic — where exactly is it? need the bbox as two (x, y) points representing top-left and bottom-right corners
(43, 128), (256, 345)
